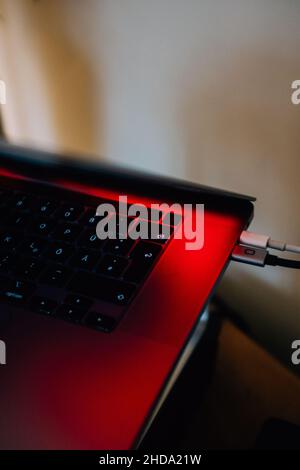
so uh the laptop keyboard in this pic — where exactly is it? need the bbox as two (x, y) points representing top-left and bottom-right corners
(0, 181), (180, 333)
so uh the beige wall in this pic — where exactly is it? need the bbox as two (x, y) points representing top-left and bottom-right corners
(0, 0), (299, 370)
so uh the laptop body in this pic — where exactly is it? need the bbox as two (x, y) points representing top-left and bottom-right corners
(0, 142), (254, 449)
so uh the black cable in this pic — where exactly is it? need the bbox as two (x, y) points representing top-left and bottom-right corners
(266, 254), (300, 269)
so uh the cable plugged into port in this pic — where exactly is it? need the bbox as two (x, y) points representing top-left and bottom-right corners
(231, 244), (268, 267)
(231, 231), (300, 270)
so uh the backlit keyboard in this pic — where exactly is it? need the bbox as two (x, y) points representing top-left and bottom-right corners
(0, 179), (181, 332)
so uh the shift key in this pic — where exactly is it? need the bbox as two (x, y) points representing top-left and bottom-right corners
(2, 279), (34, 303)
(68, 271), (136, 305)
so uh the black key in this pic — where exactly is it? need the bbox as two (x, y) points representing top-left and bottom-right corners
(1, 279), (34, 303)
(36, 199), (58, 217)
(81, 208), (102, 227)
(9, 193), (36, 211)
(68, 271), (136, 305)
(124, 242), (162, 283)
(40, 265), (71, 287)
(56, 204), (84, 222)
(78, 229), (103, 251)
(20, 237), (48, 257)
(5, 212), (30, 229)
(130, 241), (162, 261)
(52, 223), (82, 242)
(45, 243), (73, 263)
(13, 258), (45, 280)
(70, 249), (100, 270)
(97, 255), (128, 277)
(103, 238), (135, 256)
(56, 304), (86, 323)
(0, 230), (20, 249)
(123, 261), (152, 283)
(84, 312), (116, 332)
(162, 212), (182, 226)
(0, 251), (17, 273)
(134, 221), (173, 242)
(64, 294), (92, 310)
(30, 296), (57, 316)
(31, 217), (55, 236)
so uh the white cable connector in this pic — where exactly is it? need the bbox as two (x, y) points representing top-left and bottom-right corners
(240, 231), (300, 255)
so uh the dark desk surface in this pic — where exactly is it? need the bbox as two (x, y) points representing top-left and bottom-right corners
(142, 315), (300, 449)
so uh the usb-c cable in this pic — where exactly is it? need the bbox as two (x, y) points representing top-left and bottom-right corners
(239, 231), (300, 255)
(231, 231), (300, 269)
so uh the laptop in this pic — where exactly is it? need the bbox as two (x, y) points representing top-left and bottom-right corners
(0, 141), (254, 449)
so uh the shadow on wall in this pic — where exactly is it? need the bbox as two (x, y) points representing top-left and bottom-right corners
(180, 48), (300, 372)
(21, 0), (100, 157)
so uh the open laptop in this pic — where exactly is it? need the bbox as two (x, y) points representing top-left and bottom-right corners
(0, 141), (254, 449)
